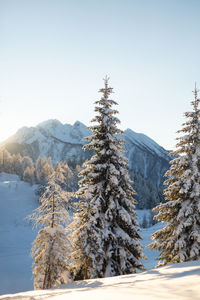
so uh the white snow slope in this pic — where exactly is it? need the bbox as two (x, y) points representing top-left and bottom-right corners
(1, 261), (200, 300)
(0, 174), (38, 295)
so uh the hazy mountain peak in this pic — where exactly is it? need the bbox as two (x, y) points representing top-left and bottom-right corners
(124, 128), (168, 158)
(37, 119), (62, 130)
(73, 120), (87, 128)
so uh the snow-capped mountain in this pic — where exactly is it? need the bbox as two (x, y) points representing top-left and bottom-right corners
(2, 120), (92, 167)
(1, 119), (171, 208)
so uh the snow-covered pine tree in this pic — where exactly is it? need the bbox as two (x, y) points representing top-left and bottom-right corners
(11, 153), (23, 177)
(23, 165), (35, 184)
(148, 85), (200, 266)
(35, 156), (53, 184)
(0, 149), (12, 173)
(55, 161), (75, 192)
(70, 77), (145, 280)
(29, 166), (72, 289)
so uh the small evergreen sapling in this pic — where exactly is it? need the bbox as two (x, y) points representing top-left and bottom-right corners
(148, 85), (200, 266)
(70, 77), (145, 280)
(29, 166), (71, 289)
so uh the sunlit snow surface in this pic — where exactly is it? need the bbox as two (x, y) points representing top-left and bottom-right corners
(1, 174), (200, 299)
(1, 261), (200, 300)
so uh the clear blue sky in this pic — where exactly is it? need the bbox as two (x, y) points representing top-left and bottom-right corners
(1, 0), (200, 149)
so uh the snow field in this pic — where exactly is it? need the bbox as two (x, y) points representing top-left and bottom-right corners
(0, 174), (38, 295)
(1, 261), (200, 300)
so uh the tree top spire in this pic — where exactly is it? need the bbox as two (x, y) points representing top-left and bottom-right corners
(192, 82), (200, 112)
(103, 75), (110, 88)
(99, 76), (113, 97)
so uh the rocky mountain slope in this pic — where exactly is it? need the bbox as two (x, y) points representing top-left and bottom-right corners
(1, 119), (171, 208)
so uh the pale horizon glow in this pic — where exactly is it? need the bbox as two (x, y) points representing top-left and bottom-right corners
(1, 0), (200, 149)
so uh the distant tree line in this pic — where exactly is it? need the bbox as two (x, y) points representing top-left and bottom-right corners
(0, 148), (79, 191)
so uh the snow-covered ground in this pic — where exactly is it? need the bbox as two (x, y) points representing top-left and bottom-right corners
(1, 173), (199, 299)
(0, 174), (38, 295)
(1, 261), (200, 300)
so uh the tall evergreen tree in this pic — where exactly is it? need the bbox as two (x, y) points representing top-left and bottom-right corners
(29, 166), (71, 289)
(70, 77), (145, 280)
(148, 85), (200, 266)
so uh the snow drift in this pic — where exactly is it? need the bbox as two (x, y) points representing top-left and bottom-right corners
(1, 261), (200, 300)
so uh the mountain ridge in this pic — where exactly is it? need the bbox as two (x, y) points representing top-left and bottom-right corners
(1, 119), (171, 208)
(2, 119), (170, 156)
